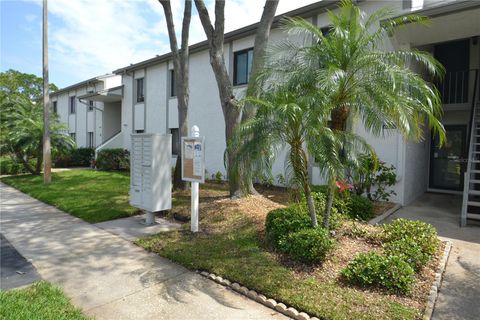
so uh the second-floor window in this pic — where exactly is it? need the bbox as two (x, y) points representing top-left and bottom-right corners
(170, 70), (176, 97)
(88, 100), (94, 111)
(136, 78), (144, 103)
(69, 96), (76, 114)
(52, 101), (57, 114)
(233, 48), (253, 86)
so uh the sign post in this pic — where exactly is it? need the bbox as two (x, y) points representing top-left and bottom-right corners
(181, 125), (205, 232)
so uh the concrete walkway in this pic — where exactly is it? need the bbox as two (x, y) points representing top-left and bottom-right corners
(0, 183), (286, 320)
(384, 193), (480, 320)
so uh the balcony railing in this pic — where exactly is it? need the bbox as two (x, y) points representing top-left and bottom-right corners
(437, 70), (471, 105)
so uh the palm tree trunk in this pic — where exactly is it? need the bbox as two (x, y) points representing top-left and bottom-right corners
(323, 178), (336, 229)
(330, 105), (349, 131)
(18, 154), (36, 175)
(42, 0), (51, 183)
(304, 182), (318, 227)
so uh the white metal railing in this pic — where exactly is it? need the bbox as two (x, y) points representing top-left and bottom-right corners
(461, 69), (479, 227)
(95, 131), (123, 158)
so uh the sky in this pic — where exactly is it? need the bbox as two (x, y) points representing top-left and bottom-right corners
(1, 0), (321, 88)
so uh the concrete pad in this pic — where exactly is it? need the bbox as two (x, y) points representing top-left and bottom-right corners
(95, 214), (181, 241)
(384, 192), (480, 320)
(86, 272), (285, 320)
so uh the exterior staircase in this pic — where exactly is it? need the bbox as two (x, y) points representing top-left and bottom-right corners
(461, 69), (480, 227)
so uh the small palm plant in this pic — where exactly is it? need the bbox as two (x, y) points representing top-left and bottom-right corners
(244, 0), (447, 228)
(232, 78), (371, 228)
(0, 94), (74, 174)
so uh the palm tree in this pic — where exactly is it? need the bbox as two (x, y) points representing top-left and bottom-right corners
(252, 0), (446, 228)
(0, 94), (74, 174)
(232, 78), (371, 228)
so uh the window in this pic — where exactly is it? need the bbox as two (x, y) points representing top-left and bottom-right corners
(88, 100), (94, 111)
(70, 133), (76, 142)
(136, 78), (144, 103)
(69, 96), (76, 114)
(233, 48), (253, 85)
(135, 130), (144, 134)
(170, 128), (179, 155)
(88, 132), (94, 148)
(52, 101), (57, 114)
(321, 25), (332, 36)
(170, 70), (176, 97)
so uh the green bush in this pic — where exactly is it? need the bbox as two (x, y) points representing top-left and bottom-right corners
(384, 238), (429, 272)
(382, 219), (438, 257)
(0, 157), (29, 175)
(310, 185), (351, 216)
(348, 195), (374, 221)
(265, 207), (311, 251)
(53, 148), (94, 168)
(311, 192), (343, 229)
(96, 149), (130, 171)
(341, 252), (415, 294)
(285, 228), (335, 264)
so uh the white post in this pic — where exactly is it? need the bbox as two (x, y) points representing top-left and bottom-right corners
(191, 125), (200, 232)
(145, 211), (155, 225)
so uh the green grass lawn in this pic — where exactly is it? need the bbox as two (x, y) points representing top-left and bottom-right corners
(137, 213), (418, 320)
(0, 281), (91, 320)
(1, 170), (138, 223)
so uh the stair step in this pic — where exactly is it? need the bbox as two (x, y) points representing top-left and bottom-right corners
(467, 201), (480, 206)
(470, 170), (480, 173)
(469, 190), (480, 195)
(467, 213), (480, 221)
(470, 179), (480, 183)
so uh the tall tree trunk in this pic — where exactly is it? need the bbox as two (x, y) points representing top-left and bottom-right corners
(42, 0), (51, 183)
(236, 0), (279, 196)
(330, 105), (349, 131)
(323, 178), (336, 229)
(195, 0), (279, 198)
(159, 0), (192, 191)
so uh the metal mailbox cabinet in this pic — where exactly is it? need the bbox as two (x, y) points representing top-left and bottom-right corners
(130, 133), (172, 212)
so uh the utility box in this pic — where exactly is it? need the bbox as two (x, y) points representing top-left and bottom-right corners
(130, 133), (172, 212)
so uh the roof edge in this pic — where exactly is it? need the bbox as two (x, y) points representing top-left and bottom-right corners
(113, 0), (340, 74)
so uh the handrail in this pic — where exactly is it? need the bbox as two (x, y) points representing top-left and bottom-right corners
(95, 130), (122, 156)
(461, 69), (480, 227)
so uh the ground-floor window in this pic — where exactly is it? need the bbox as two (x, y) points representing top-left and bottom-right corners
(70, 133), (76, 142)
(88, 132), (94, 148)
(170, 128), (179, 155)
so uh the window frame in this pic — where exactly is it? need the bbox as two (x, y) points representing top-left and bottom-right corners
(136, 78), (145, 103)
(69, 96), (76, 114)
(170, 69), (176, 97)
(87, 132), (94, 148)
(52, 101), (57, 114)
(233, 47), (254, 86)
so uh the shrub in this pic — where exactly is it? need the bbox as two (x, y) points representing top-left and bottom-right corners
(310, 185), (351, 216)
(383, 238), (429, 272)
(311, 192), (343, 229)
(96, 149), (130, 171)
(382, 219), (438, 257)
(0, 157), (29, 175)
(348, 195), (374, 221)
(53, 147), (94, 167)
(346, 154), (397, 201)
(265, 207), (311, 251)
(341, 252), (415, 294)
(215, 171), (223, 182)
(285, 228), (335, 264)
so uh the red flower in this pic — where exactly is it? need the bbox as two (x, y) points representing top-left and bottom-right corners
(336, 181), (353, 192)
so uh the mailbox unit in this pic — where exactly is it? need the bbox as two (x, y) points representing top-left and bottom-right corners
(130, 133), (172, 212)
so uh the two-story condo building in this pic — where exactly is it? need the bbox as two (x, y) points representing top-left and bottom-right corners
(51, 0), (480, 225)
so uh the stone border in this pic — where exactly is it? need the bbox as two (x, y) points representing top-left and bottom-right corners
(423, 240), (452, 320)
(198, 241), (452, 320)
(368, 203), (401, 225)
(197, 271), (317, 320)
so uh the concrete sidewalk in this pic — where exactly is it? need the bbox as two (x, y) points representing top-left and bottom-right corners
(384, 193), (480, 320)
(0, 183), (286, 320)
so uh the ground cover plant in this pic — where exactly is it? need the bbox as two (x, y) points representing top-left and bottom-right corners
(0, 281), (90, 320)
(138, 181), (442, 320)
(0, 170), (137, 223)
